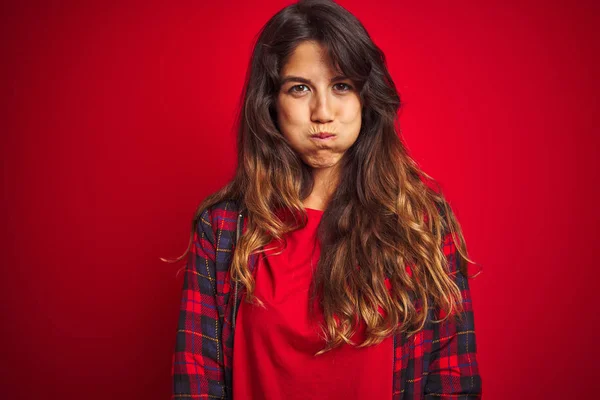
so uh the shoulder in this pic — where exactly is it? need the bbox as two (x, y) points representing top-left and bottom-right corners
(431, 197), (453, 231)
(430, 197), (464, 275)
(198, 199), (242, 239)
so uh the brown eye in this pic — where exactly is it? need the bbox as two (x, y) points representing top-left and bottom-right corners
(334, 83), (352, 91)
(289, 84), (309, 93)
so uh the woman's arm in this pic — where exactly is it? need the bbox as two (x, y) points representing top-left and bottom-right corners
(423, 231), (482, 399)
(172, 208), (226, 399)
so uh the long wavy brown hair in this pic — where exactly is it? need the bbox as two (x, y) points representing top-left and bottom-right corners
(167, 0), (481, 354)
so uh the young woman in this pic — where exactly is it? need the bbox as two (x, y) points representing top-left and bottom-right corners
(171, 1), (482, 399)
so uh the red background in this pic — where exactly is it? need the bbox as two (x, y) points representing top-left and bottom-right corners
(2, 1), (598, 399)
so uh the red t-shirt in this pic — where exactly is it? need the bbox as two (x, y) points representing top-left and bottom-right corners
(233, 207), (393, 399)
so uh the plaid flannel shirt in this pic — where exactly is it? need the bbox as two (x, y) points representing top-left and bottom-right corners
(172, 200), (482, 399)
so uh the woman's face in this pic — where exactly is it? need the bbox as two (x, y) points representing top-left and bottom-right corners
(275, 41), (362, 172)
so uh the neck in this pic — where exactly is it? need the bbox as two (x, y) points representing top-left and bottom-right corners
(303, 165), (340, 210)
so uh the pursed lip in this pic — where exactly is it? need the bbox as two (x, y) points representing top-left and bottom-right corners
(310, 132), (336, 139)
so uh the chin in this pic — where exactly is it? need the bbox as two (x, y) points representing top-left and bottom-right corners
(304, 158), (342, 170)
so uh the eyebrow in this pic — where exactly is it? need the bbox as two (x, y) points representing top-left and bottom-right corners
(279, 75), (349, 86)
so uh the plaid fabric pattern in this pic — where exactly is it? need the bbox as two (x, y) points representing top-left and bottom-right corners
(172, 200), (481, 399)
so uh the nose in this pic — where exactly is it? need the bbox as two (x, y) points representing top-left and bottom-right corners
(310, 91), (334, 123)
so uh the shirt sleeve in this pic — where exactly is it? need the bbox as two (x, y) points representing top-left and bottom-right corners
(172, 208), (226, 399)
(423, 230), (482, 399)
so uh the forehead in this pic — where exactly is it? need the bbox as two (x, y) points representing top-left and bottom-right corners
(281, 41), (341, 78)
